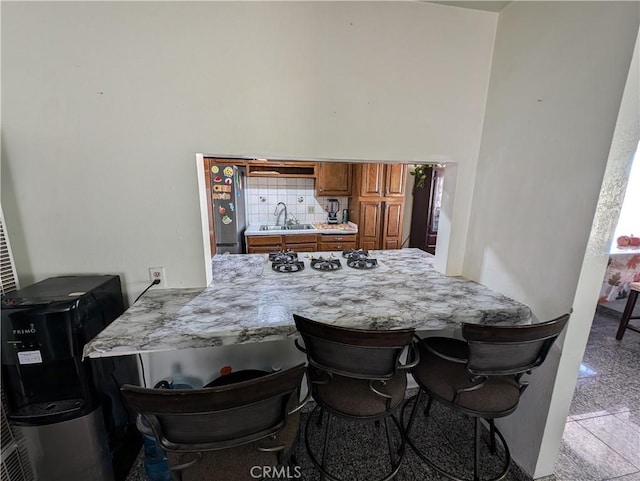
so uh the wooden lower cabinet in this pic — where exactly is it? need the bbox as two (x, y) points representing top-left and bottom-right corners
(246, 233), (359, 253)
(283, 234), (318, 252)
(318, 234), (356, 251)
(246, 234), (318, 253)
(352, 201), (404, 250)
(381, 202), (404, 250)
(246, 235), (281, 253)
(356, 202), (382, 251)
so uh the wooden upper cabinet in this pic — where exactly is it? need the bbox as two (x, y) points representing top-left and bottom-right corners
(355, 163), (407, 198)
(315, 163), (352, 196)
(358, 164), (384, 197)
(384, 164), (407, 197)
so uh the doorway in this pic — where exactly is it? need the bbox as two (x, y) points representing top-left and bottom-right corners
(409, 165), (445, 254)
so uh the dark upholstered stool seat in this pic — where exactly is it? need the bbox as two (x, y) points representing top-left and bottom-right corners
(166, 409), (300, 481)
(122, 364), (308, 481)
(310, 366), (407, 418)
(403, 315), (570, 481)
(294, 314), (417, 481)
(413, 340), (521, 416)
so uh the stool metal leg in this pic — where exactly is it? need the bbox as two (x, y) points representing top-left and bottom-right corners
(616, 289), (639, 340)
(306, 403), (405, 481)
(321, 411), (333, 481)
(489, 419), (497, 454)
(384, 417), (395, 466)
(424, 396), (433, 418)
(402, 390), (423, 439)
(424, 397), (433, 418)
(474, 417), (481, 481)
(403, 392), (512, 481)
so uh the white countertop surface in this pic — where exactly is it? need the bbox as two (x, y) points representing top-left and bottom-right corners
(245, 222), (358, 236)
(83, 248), (532, 359)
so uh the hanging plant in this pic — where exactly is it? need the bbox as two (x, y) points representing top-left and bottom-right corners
(410, 164), (443, 189)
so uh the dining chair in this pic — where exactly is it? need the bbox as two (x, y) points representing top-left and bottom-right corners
(403, 314), (570, 481)
(615, 282), (640, 340)
(121, 363), (309, 481)
(293, 314), (418, 481)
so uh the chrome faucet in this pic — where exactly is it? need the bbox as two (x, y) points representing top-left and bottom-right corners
(274, 202), (288, 226)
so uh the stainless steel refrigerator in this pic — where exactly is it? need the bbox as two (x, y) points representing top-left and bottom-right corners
(210, 164), (247, 254)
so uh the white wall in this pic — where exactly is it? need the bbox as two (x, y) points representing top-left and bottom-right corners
(463, 2), (640, 476)
(1, 1), (496, 302)
(538, 32), (640, 476)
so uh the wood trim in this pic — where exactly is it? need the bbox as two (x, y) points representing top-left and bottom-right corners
(318, 242), (356, 251)
(318, 234), (356, 242)
(246, 162), (316, 178)
(203, 158), (216, 255)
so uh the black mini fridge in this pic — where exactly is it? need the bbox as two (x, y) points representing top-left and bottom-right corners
(1, 275), (141, 481)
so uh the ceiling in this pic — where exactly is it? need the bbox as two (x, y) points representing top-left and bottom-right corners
(429, 1), (511, 12)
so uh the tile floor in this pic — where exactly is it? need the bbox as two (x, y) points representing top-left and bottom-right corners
(553, 306), (640, 481)
(125, 306), (640, 481)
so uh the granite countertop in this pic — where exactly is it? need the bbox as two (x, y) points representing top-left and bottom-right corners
(244, 222), (358, 236)
(83, 248), (531, 358)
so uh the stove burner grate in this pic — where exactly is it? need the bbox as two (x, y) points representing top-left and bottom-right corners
(347, 258), (378, 270)
(269, 251), (298, 263)
(271, 260), (305, 273)
(310, 258), (342, 271)
(342, 249), (370, 261)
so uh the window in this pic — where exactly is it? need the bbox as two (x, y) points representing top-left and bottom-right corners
(613, 141), (640, 242)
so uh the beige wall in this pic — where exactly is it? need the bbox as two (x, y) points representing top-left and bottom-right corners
(1, 1), (496, 300)
(463, 1), (640, 476)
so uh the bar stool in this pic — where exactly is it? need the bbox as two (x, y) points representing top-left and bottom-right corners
(293, 314), (418, 481)
(616, 282), (640, 340)
(403, 314), (570, 481)
(121, 364), (309, 481)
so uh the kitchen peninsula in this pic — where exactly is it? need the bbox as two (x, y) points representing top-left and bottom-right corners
(83, 249), (531, 359)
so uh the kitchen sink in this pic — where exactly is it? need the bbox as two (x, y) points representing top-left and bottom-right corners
(259, 225), (288, 231)
(259, 224), (315, 231)
(285, 224), (314, 230)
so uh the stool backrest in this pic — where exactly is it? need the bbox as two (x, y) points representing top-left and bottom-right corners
(293, 314), (415, 380)
(462, 314), (570, 376)
(121, 363), (305, 452)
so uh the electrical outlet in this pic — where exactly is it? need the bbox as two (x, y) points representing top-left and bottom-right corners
(149, 267), (166, 287)
(307, 206), (315, 214)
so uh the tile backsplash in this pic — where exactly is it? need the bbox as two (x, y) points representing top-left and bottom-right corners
(245, 177), (349, 225)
